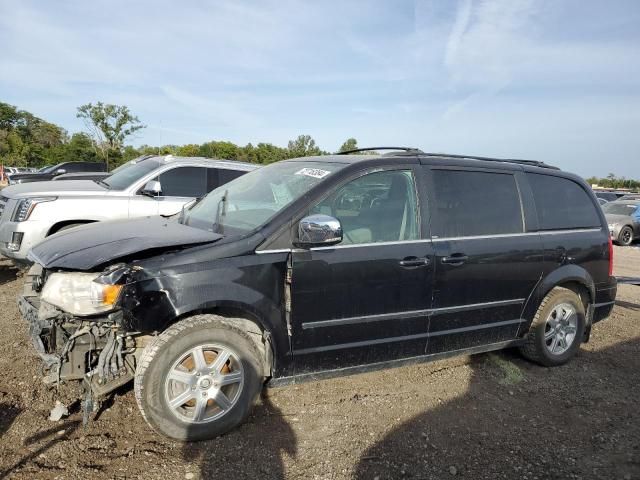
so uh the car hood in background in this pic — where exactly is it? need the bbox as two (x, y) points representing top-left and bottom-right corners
(53, 172), (111, 181)
(1, 180), (108, 199)
(7, 173), (51, 183)
(29, 217), (223, 270)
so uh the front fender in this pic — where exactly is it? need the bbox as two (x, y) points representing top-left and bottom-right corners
(118, 256), (290, 371)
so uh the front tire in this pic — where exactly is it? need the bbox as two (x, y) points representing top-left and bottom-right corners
(519, 287), (585, 367)
(134, 315), (264, 441)
(617, 226), (634, 246)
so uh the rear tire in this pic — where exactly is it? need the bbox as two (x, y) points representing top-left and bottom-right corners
(617, 226), (634, 246)
(519, 287), (585, 367)
(134, 315), (263, 441)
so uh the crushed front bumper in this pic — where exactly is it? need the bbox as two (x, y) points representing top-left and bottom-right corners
(17, 294), (59, 370)
(17, 265), (140, 395)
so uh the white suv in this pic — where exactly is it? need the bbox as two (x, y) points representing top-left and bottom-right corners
(0, 155), (257, 264)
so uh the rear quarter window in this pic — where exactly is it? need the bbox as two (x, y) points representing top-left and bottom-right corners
(527, 173), (601, 230)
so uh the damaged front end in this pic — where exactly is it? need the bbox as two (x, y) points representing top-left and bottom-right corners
(17, 263), (151, 420)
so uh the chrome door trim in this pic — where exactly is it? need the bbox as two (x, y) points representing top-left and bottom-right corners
(431, 228), (602, 242)
(255, 228), (603, 253)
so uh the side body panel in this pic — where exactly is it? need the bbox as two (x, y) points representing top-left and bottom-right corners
(290, 240), (435, 374)
(423, 166), (544, 352)
(119, 239), (293, 377)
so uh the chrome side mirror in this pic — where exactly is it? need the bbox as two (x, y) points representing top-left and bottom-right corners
(54, 168), (66, 175)
(296, 214), (343, 248)
(142, 180), (162, 197)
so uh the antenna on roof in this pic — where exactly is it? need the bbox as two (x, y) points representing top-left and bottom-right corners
(336, 147), (424, 155)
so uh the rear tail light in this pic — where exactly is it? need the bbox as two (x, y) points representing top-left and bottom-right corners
(608, 236), (613, 277)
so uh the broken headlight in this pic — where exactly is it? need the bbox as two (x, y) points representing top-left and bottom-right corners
(41, 272), (123, 316)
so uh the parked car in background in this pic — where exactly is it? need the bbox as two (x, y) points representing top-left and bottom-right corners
(53, 171), (112, 181)
(602, 200), (640, 246)
(7, 161), (107, 185)
(17, 148), (616, 441)
(617, 194), (640, 201)
(3, 166), (33, 177)
(0, 155), (256, 263)
(594, 191), (623, 202)
(52, 157), (144, 181)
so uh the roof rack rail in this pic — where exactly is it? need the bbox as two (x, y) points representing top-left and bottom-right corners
(337, 147), (425, 155)
(420, 152), (559, 170)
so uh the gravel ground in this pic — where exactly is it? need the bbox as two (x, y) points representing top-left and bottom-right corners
(0, 246), (638, 479)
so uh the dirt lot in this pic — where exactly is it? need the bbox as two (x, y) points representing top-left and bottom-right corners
(0, 247), (638, 480)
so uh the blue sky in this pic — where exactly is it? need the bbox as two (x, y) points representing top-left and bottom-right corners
(1, 0), (639, 178)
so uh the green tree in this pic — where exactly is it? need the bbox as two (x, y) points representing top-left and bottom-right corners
(287, 134), (322, 158)
(338, 138), (358, 153)
(76, 102), (145, 168)
(0, 101), (66, 167)
(0, 102), (20, 130)
(63, 133), (99, 162)
(198, 141), (239, 160)
(254, 142), (286, 164)
(176, 144), (200, 157)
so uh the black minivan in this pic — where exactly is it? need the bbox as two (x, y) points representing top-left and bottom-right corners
(18, 149), (617, 441)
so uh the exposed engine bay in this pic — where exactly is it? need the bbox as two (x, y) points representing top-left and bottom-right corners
(17, 263), (150, 423)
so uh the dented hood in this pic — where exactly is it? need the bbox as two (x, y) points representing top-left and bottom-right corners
(29, 217), (222, 270)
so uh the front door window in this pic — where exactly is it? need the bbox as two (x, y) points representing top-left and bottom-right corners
(309, 169), (420, 244)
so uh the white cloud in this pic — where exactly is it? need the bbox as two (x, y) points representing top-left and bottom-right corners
(0, 0), (638, 177)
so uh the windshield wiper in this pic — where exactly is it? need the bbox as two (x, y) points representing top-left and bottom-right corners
(212, 190), (229, 234)
(94, 179), (111, 189)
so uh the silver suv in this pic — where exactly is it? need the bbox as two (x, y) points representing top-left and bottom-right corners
(0, 155), (257, 263)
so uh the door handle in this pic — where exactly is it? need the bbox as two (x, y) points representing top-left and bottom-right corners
(399, 257), (430, 267)
(441, 253), (468, 265)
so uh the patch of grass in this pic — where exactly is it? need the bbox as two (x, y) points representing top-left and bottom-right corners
(487, 354), (524, 385)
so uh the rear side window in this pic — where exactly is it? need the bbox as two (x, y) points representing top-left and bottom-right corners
(207, 168), (245, 191)
(528, 173), (601, 230)
(432, 170), (523, 238)
(219, 168), (245, 185)
(159, 167), (207, 197)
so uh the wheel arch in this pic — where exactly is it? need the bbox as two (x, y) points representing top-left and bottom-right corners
(47, 219), (97, 236)
(521, 265), (595, 331)
(168, 303), (281, 378)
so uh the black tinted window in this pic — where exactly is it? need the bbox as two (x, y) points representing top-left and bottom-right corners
(60, 163), (77, 173)
(432, 170), (523, 237)
(528, 174), (601, 230)
(207, 168), (246, 191)
(219, 168), (245, 185)
(159, 167), (207, 197)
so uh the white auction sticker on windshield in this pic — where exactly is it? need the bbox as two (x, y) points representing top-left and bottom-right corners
(295, 167), (331, 179)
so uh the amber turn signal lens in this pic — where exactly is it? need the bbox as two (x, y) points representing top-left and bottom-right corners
(102, 284), (123, 305)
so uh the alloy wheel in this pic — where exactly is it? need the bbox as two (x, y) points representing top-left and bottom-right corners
(543, 303), (578, 356)
(164, 344), (244, 424)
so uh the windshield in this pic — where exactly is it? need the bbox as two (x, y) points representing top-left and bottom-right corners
(102, 159), (161, 190)
(39, 164), (61, 174)
(185, 161), (345, 234)
(603, 203), (638, 216)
